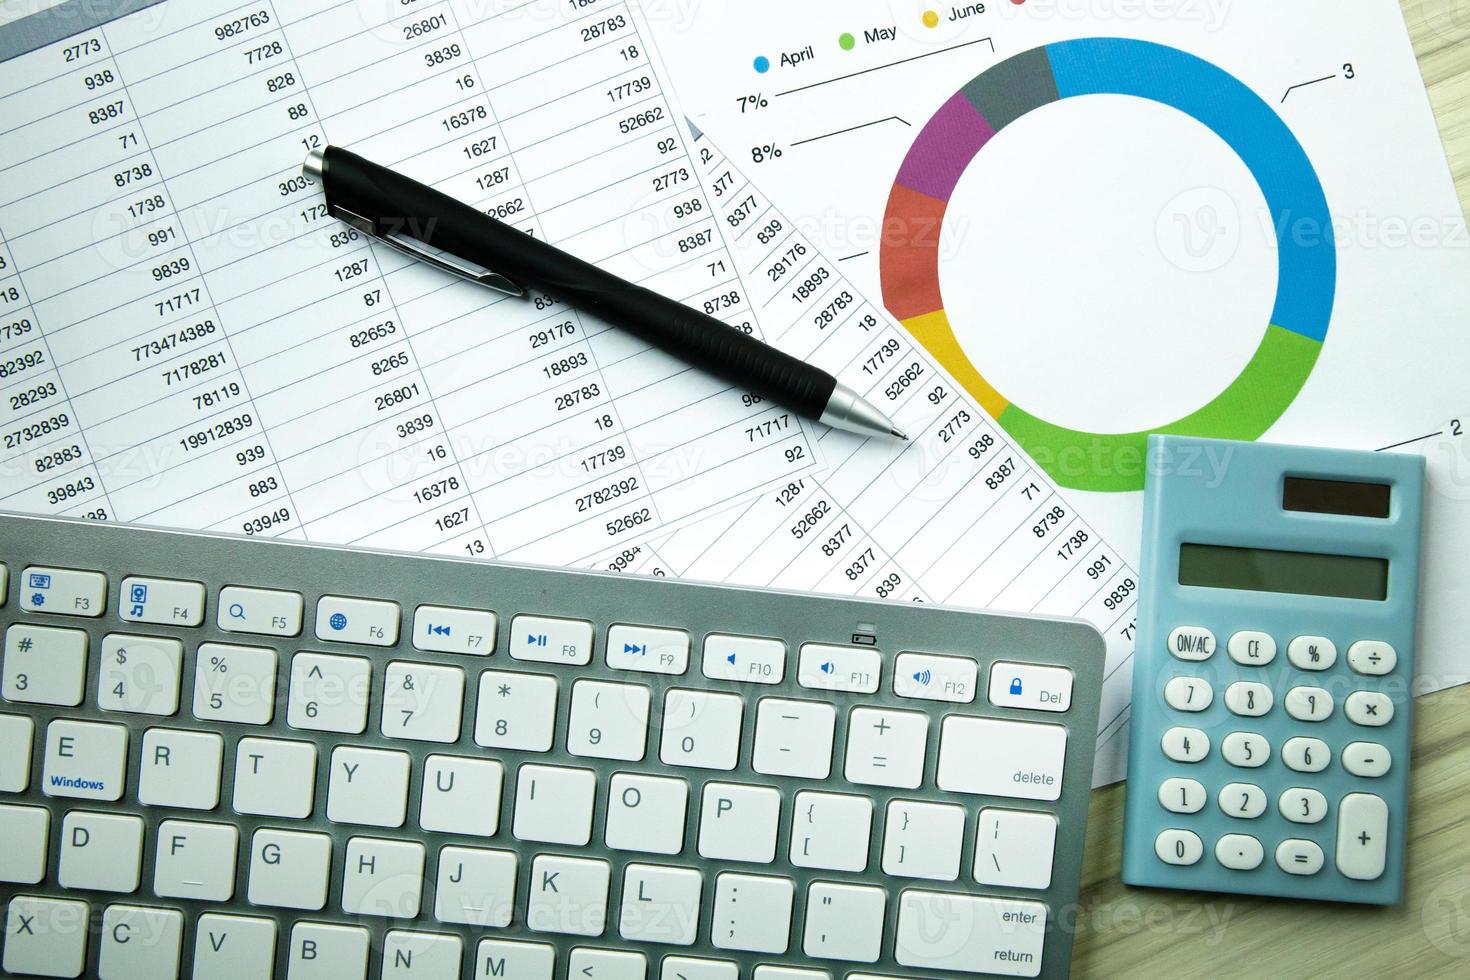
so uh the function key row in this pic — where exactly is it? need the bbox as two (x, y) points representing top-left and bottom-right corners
(1168, 626), (1397, 675)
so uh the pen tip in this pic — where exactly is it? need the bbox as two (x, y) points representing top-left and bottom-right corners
(891, 428), (909, 441)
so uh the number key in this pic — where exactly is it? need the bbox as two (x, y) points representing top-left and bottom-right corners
(1224, 681), (1272, 717)
(381, 662), (464, 743)
(1285, 686), (1334, 722)
(288, 652), (371, 733)
(1218, 782), (1266, 819)
(1281, 736), (1330, 773)
(474, 670), (557, 751)
(1158, 777), (1205, 814)
(1163, 676), (1212, 712)
(1280, 787), (1328, 824)
(193, 643), (277, 724)
(1162, 727), (1208, 763)
(1222, 732), (1270, 768)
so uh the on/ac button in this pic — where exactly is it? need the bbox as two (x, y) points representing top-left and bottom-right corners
(988, 662), (1073, 712)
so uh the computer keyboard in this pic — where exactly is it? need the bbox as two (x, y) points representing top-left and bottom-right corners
(0, 512), (1104, 979)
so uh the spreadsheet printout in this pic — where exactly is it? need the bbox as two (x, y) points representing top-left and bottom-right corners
(0, 0), (820, 567)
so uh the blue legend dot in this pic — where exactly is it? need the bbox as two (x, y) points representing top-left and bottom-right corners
(329, 612), (348, 631)
(753, 56), (770, 74)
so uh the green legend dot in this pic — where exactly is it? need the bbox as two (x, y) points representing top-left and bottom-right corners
(839, 32), (856, 51)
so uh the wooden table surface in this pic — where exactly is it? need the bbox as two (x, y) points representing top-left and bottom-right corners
(1071, 5), (1470, 975)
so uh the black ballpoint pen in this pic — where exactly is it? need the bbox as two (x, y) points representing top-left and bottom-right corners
(303, 145), (906, 441)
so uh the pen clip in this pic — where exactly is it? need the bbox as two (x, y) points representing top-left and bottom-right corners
(334, 207), (525, 298)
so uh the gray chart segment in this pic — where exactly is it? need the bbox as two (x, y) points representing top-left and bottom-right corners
(960, 45), (1061, 132)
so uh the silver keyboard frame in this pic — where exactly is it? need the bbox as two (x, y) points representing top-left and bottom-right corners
(0, 512), (1104, 979)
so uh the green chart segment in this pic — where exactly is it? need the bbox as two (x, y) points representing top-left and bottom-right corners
(879, 38), (1336, 492)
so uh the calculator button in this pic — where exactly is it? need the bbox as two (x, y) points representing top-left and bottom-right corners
(1346, 691), (1394, 727)
(512, 615), (594, 665)
(798, 644), (880, 694)
(1347, 640), (1397, 676)
(19, 566), (106, 617)
(1281, 736), (1330, 773)
(895, 653), (976, 703)
(1167, 626), (1215, 661)
(704, 634), (786, 686)
(1217, 783), (1266, 819)
(316, 595), (400, 646)
(1280, 788), (1328, 824)
(1221, 732), (1269, 768)
(219, 586), (303, 637)
(1336, 793), (1389, 881)
(1158, 777), (1206, 814)
(1287, 635), (1337, 671)
(1215, 834), (1264, 871)
(1223, 682), (1272, 717)
(1161, 727), (1208, 763)
(1226, 630), (1276, 666)
(1154, 829), (1203, 866)
(1342, 741), (1391, 777)
(1163, 676), (1212, 712)
(120, 576), (206, 627)
(608, 624), (689, 675)
(986, 662), (1072, 712)
(1284, 686), (1334, 722)
(412, 605), (498, 656)
(1276, 839), (1324, 875)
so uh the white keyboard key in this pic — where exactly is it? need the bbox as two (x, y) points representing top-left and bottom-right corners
(192, 642), (277, 725)
(1227, 630), (1276, 665)
(663, 957), (738, 980)
(797, 643), (880, 694)
(1276, 838), (1324, 875)
(3, 896), (89, 978)
(1347, 640), (1397, 675)
(1215, 833), (1264, 871)
(436, 846), (517, 927)
(1343, 741), (1392, 777)
(1221, 731), (1270, 768)
(1217, 782), (1266, 819)
(138, 728), (222, 810)
(316, 594), (400, 646)
(4, 623), (88, 705)
(218, 586), (302, 637)
(661, 689), (743, 770)
(752, 698), (835, 779)
(790, 791), (871, 872)
(119, 576), (205, 627)
(99, 904), (183, 980)
(1167, 625), (1215, 661)
(1155, 828), (1203, 865)
(420, 755), (503, 837)
(233, 737), (316, 817)
(1223, 681), (1272, 717)
(845, 706), (927, 788)
(702, 634), (785, 685)
(475, 670), (557, 752)
(1161, 726), (1209, 763)
(511, 614), (593, 665)
(570, 948), (646, 980)
(288, 921), (369, 979)
(413, 604), (498, 655)
(248, 828), (332, 910)
(1280, 787), (1328, 824)
(894, 890), (1048, 976)
(605, 773), (688, 854)
(59, 811), (143, 892)
(569, 679), (650, 760)
(382, 661), (465, 743)
(153, 820), (237, 901)
(882, 799), (964, 881)
(0, 563), (6, 605)
(193, 914), (275, 980)
(1162, 676), (1212, 712)
(753, 967), (826, 980)
(699, 781), (780, 863)
(328, 746), (411, 827)
(1282, 736), (1330, 773)
(20, 566), (105, 617)
(0, 713), (34, 791)
(475, 940), (555, 980)
(895, 652), (977, 703)
(803, 881), (885, 962)
(527, 854), (610, 936)
(1336, 793), (1389, 881)
(97, 633), (182, 715)
(343, 837), (425, 918)
(1287, 634), (1337, 670)
(383, 931), (463, 980)
(514, 764), (595, 845)
(974, 808), (1056, 889)
(619, 863), (703, 945)
(987, 662), (1073, 712)
(1158, 777), (1206, 814)
(1284, 686), (1334, 722)
(608, 624), (689, 674)
(1346, 690), (1395, 726)
(289, 652), (372, 733)
(937, 716), (1067, 800)
(0, 804), (49, 883)
(43, 718), (128, 801)
(711, 872), (794, 954)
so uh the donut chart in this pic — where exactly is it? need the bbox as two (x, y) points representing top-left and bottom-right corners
(880, 38), (1336, 492)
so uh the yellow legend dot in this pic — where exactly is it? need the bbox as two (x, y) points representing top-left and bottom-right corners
(922, 10), (940, 28)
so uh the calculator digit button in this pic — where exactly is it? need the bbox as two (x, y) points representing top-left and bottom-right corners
(315, 595), (400, 646)
(1214, 834), (1264, 871)
(1280, 788), (1328, 825)
(1154, 829), (1203, 866)
(1342, 741), (1391, 777)
(1346, 691), (1394, 727)
(1223, 682), (1272, 717)
(19, 566), (106, 617)
(218, 586), (303, 637)
(1217, 783), (1266, 819)
(1287, 635), (1337, 671)
(1221, 732), (1269, 768)
(1227, 631), (1276, 666)
(1347, 640), (1397, 676)
(1336, 793), (1389, 881)
(1167, 626), (1215, 662)
(1161, 727), (1208, 763)
(1284, 687), (1334, 722)
(1281, 737), (1330, 773)
(1276, 839), (1325, 875)
(1158, 778), (1206, 814)
(1162, 677), (1212, 712)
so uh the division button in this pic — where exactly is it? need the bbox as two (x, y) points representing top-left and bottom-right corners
(1347, 640), (1397, 676)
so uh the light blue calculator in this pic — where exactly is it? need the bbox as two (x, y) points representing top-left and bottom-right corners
(1122, 435), (1424, 904)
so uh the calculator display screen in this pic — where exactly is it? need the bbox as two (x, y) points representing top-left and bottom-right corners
(1178, 544), (1388, 600)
